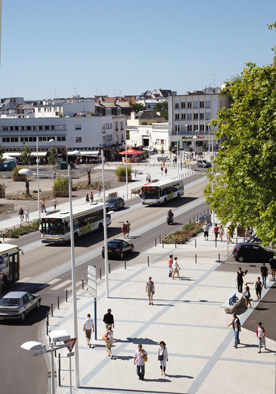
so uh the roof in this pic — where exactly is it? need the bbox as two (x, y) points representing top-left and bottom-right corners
(142, 178), (183, 188)
(3, 291), (29, 298)
(0, 244), (18, 253)
(136, 111), (162, 119)
(42, 202), (109, 221)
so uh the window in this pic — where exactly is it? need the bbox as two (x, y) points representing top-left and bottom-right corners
(206, 113), (211, 120)
(194, 125), (198, 131)
(27, 126), (31, 131)
(181, 102), (185, 108)
(206, 124), (209, 131)
(115, 122), (118, 131)
(175, 125), (180, 132)
(45, 126), (49, 130)
(194, 113), (198, 120)
(161, 139), (165, 145)
(10, 126), (14, 131)
(76, 137), (82, 143)
(181, 113), (186, 120)
(38, 108), (41, 113)
(2, 137), (10, 142)
(29, 137), (36, 142)
(200, 101), (204, 108)
(187, 102), (192, 108)
(200, 113), (204, 120)
(200, 124), (205, 131)
(175, 114), (179, 120)
(39, 137), (47, 142)
(15, 126), (19, 131)
(175, 103), (179, 109)
(11, 137), (18, 142)
(120, 122), (124, 130)
(187, 125), (192, 131)
(187, 113), (192, 120)
(39, 126), (43, 131)
(21, 137), (28, 142)
(57, 136), (66, 141)
(75, 124), (81, 130)
(106, 135), (113, 141)
(193, 101), (198, 109)
(206, 101), (211, 108)
(2, 127), (8, 131)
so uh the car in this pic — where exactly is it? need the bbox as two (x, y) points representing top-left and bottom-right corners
(106, 197), (125, 211)
(196, 160), (211, 168)
(0, 291), (42, 322)
(143, 146), (157, 154)
(157, 156), (169, 162)
(232, 243), (275, 263)
(102, 239), (134, 259)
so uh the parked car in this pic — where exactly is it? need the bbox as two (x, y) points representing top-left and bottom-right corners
(157, 156), (169, 162)
(196, 160), (211, 168)
(106, 197), (125, 211)
(0, 291), (41, 322)
(0, 160), (17, 171)
(232, 243), (275, 263)
(102, 239), (134, 259)
(143, 146), (157, 154)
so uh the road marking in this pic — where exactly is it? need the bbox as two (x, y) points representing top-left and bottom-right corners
(52, 279), (71, 290)
(18, 277), (32, 283)
(48, 278), (61, 285)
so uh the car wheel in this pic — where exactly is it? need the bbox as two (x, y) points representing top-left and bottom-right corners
(131, 246), (134, 253)
(120, 252), (124, 259)
(238, 256), (244, 262)
(177, 193), (180, 199)
(36, 300), (41, 309)
(21, 313), (25, 322)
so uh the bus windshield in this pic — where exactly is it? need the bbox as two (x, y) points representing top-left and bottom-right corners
(42, 218), (65, 235)
(141, 187), (160, 200)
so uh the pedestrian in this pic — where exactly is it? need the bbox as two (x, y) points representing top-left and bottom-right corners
(256, 322), (266, 353)
(103, 308), (114, 330)
(236, 267), (247, 293)
(203, 223), (209, 241)
(255, 277), (263, 301)
(228, 313), (241, 348)
(134, 344), (148, 381)
(168, 254), (173, 277)
(90, 191), (94, 202)
(227, 227), (232, 243)
(52, 198), (57, 210)
(260, 262), (268, 289)
(86, 192), (89, 203)
(83, 313), (94, 348)
(148, 174), (151, 182)
(19, 207), (24, 223)
(213, 223), (219, 240)
(270, 258), (276, 281)
(165, 167), (167, 176)
(146, 173), (149, 182)
(98, 186), (101, 197)
(172, 257), (180, 279)
(25, 208), (29, 223)
(145, 276), (155, 305)
(122, 222), (127, 238)
(161, 166), (163, 175)
(41, 198), (46, 213)
(218, 225), (224, 242)
(157, 341), (168, 376)
(243, 282), (252, 308)
(134, 169), (137, 178)
(103, 327), (114, 359)
(126, 221), (131, 237)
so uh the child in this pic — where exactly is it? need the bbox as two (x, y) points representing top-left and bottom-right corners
(256, 322), (266, 353)
(243, 283), (252, 308)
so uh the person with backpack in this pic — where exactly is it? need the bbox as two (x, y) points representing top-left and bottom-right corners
(122, 223), (127, 238)
(243, 282), (252, 308)
(260, 262), (268, 289)
(157, 341), (168, 376)
(134, 344), (148, 381)
(228, 313), (241, 348)
(255, 277), (263, 301)
(256, 322), (266, 353)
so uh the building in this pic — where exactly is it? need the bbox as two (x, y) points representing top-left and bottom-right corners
(127, 122), (169, 150)
(127, 111), (166, 126)
(168, 88), (229, 151)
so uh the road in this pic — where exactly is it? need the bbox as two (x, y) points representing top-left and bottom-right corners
(0, 171), (209, 394)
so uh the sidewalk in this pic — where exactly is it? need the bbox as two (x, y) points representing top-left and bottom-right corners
(46, 231), (275, 394)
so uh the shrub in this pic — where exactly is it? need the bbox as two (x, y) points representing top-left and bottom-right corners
(115, 164), (131, 177)
(12, 165), (25, 176)
(0, 184), (6, 191)
(53, 177), (70, 192)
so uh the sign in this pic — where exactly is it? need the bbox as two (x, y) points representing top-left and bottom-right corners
(64, 338), (77, 353)
(88, 287), (97, 298)
(67, 352), (75, 357)
(87, 265), (97, 298)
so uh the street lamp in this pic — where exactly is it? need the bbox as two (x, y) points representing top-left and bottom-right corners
(193, 130), (199, 154)
(101, 149), (109, 298)
(124, 129), (128, 200)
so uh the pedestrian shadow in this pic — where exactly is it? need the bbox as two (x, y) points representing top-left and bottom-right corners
(115, 337), (158, 345)
(153, 303), (175, 307)
(167, 374), (194, 379)
(239, 343), (259, 349)
(144, 377), (171, 382)
(112, 355), (133, 361)
(90, 344), (106, 348)
(180, 277), (194, 281)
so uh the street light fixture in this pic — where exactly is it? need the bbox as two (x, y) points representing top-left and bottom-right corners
(101, 149), (109, 298)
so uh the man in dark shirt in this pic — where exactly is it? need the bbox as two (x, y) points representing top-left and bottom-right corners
(103, 308), (114, 330)
(260, 262), (268, 289)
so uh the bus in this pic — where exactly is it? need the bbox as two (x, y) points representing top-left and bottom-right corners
(0, 244), (21, 289)
(41, 202), (111, 244)
(141, 178), (184, 205)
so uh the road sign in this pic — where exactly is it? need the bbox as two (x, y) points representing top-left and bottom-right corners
(87, 272), (96, 281)
(88, 287), (97, 298)
(64, 338), (77, 353)
(87, 265), (97, 298)
(88, 266), (96, 275)
(67, 352), (75, 357)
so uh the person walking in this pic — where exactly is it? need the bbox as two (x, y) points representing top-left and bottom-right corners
(134, 169), (137, 178)
(25, 208), (29, 223)
(270, 259), (276, 281)
(52, 198), (57, 210)
(227, 227), (232, 243)
(218, 225), (224, 242)
(243, 282), (252, 308)
(260, 262), (268, 289)
(98, 186), (101, 197)
(161, 166), (163, 175)
(103, 327), (114, 358)
(19, 207), (24, 224)
(122, 223), (127, 238)
(134, 344), (148, 381)
(145, 277), (155, 305)
(203, 223), (209, 241)
(168, 254), (173, 277)
(255, 277), (263, 301)
(256, 322), (266, 353)
(83, 313), (94, 348)
(213, 223), (219, 240)
(165, 167), (168, 176)
(103, 308), (114, 330)
(86, 192), (89, 203)
(90, 191), (94, 202)
(157, 341), (168, 376)
(172, 257), (180, 279)
(228, 313), (241, 348)
(41, 198), (46, 213)
(126, 221), (131, 237)
(236, 267), (247, 293)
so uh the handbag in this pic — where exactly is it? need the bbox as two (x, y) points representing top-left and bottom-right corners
(142, 350), (147, 362)
(158, 354), (163, 361)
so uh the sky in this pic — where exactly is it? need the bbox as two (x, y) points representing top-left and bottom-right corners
(0, 0), (276, 100)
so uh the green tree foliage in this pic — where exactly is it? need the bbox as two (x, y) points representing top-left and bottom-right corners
(48, 146), (58, 166)
(131, 103), (146, 113)
(153, 101), (168, 120)
(0, 144), (4, 165)
(20, 143), (32, 165)
(204, 23), (276, 246)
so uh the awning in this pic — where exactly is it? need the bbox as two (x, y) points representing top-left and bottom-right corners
(67, 150), (100, 156)
(31, 152), (47, 157)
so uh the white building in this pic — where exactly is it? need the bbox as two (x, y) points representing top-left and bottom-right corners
(127, 122), (169, 152)
(168, 88), (229, 151)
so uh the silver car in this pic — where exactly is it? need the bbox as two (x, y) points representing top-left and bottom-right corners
(0, 291), (42, 322)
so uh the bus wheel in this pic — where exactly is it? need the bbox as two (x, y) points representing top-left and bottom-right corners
(74, 233), (78, 243)
(98, 223), (103, 232)
(164, 198), (167, 203)
(177, 193), (180, 199)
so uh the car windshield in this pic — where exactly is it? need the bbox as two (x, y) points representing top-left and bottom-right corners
(41, 218), (65, 235)
(0, 298), (20, 306)
(107, 242), (121, 248)
(141, 187), (160, 200)
(107, 198), (117, 203)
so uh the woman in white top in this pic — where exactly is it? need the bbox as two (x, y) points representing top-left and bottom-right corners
(104, 327), (114, 359)
(25, 208), (29, 223)
(157, 341), (168, 376)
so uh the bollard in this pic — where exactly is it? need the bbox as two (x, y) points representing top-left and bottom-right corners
(195, 239), (197, 248)
(236, 238), (238, 244)
(195, 254), (197, 264)
(57, 297), (59, 309)
(100, 268), (102, 279)
(218, 253), (220, 263)
(82, 278), (84, 290)
(215, 239), (217, 248)
(58, 353), (61, 386)
(51, 303), (53, 317)
(159, 235), (161, 244)
(65, 290), (68, 302)
(155, 238), (157, 247)
(46, 319), (48, 336)
(124, 260), (126, 269)
(109, 263), (111, 274)
(162, 240), (164, 249)
(147, 256), (149, 266)
(2, 233), (4, 243)
(193, 217), (195, 222)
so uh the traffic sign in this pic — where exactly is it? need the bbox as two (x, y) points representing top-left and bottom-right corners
(87, 272), (96, 281)
(87, 265), (97, 298)
(64, 338), (77, 353)
(67, 352), (75, 357)
(88, 287), (97, 298)
(88, 266), (96, 275)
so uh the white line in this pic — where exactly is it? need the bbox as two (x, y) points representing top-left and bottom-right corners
(48, 278), (61, 285)
(18, 277), (31, 283)
(52, 279), (71, 290)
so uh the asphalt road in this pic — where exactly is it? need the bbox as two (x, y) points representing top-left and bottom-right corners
(0, 171), (208, 394)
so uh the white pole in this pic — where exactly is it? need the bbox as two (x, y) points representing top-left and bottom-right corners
(69, 355), (72, 394)
(211, 133), (215, 225)
(177, 127), (179, 177)
(50, 342), (55, 394)
(36, 138), (41, 220)
(68, 166), (79, 388)
(125, 130), (128, 200)
(102, 150), (109, 298)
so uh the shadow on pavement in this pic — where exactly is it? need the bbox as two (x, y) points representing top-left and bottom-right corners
(144, 197), (198, 209)
(115, 337), (158, 345)
(167, 374), (194, 379)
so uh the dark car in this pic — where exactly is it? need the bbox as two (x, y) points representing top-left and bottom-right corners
(0, 291), (41, 322)
(196, 160), (211, 168)
(232, 243), (275, 263)
(102, 239), (134, 259)
(106, 197), (125, 211)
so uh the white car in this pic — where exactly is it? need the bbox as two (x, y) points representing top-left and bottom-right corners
(0, 291), (41, 322)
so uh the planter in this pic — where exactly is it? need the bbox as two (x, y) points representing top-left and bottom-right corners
(0, 190), (5, 198)
(12, 175), (27, 182)
(116, 175), (132, 182)
(53, 191), (69, 197)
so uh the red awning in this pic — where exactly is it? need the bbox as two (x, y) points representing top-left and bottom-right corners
(119, 148), (144, 155)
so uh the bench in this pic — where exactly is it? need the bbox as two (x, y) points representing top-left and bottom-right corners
(221, 292), (245, 313)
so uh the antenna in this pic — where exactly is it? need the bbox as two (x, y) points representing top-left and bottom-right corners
(212, 74), (217, 88)
(73, 87), (78, 96)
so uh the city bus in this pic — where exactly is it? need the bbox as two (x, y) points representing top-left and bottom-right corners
(0, 244), (21, 289)
(41, 202), (111, 244)
(141, 178), (184, 206)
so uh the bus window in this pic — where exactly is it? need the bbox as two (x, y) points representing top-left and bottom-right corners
(142, 187), (159, 199)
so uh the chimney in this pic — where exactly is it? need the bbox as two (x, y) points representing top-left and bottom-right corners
(131, 111), (135, 120)
(113, 100), (116, 106)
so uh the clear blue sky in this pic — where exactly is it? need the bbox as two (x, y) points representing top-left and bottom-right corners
(1, 0), (276, 100)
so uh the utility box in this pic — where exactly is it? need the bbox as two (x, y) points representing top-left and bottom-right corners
(60, 162), (68, 170)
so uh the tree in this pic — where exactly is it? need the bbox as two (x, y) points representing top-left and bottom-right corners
(48, 146), (58, 167)
(20, 143), (32, 165)
(0, 145), (4, 166)
(130, 103), (146, 113)
(153, 101), (168, 120)
(204, 22), (276, 246)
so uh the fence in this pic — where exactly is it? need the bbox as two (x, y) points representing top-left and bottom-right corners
(0, 218), (40, 238)
(5, 190), (53, 200)
(72, 180), (111, 190)
(0, 203), (14, 214)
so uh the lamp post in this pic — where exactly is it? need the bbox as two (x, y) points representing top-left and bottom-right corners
(101, 149), (109, 298)
(193, 130), (198, 154)
(125, 129), (128, 200)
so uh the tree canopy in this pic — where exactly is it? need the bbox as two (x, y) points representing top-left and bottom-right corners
(204, 22), (276, 246)
(131, 103), (146, 113)
(153, 101), (168, 120)
(0, 145), (4, 165)
(48, 146), (58, 166)
(20, 143), (32, 165)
